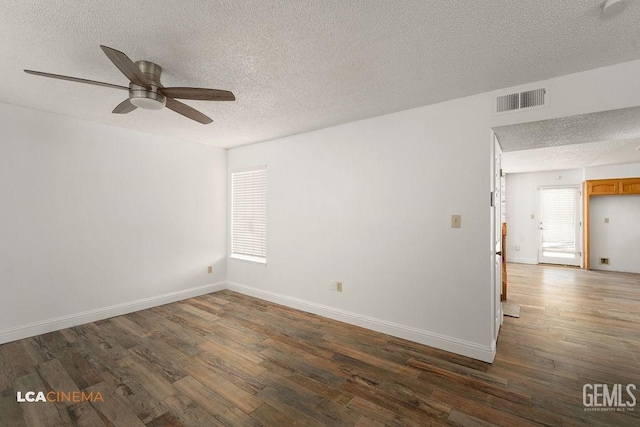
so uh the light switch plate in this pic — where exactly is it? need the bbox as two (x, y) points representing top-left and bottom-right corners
(451, 214), (462, 228)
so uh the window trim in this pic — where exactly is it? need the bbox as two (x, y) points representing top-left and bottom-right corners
(229, 253), (267, 265)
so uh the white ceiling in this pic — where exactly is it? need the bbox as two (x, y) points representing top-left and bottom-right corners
(501, 138), (640, 174)
(496, 106), (640, 173)
(2, 1), (640, 148)
(495, 106), (640, 152)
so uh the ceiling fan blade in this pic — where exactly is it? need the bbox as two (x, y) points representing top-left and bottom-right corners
(100, 45), (151, 89)
(166, 98), (212, 124)
(160, 87), (235, 101)
(24, 70), (128, 90)
(112, 99), (137, 114)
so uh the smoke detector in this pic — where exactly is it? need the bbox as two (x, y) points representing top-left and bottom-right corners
(602, 0), (627, 15)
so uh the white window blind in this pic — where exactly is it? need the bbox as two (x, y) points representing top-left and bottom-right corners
(540, 188), (576, 254)
(231, 167), (267, 263)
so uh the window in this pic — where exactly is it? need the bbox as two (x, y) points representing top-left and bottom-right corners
(231, 167), (267, 263)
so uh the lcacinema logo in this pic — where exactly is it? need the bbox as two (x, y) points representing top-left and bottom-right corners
(16, 391), (104, 403)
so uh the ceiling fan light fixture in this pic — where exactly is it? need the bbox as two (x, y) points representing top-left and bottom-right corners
(602, 0), (627, 16)
(130, 96), (165, 110)
(129, 84), (166, 110)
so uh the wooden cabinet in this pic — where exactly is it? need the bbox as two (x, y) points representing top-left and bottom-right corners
(619, 178), (640, 195)
(587, 179), (618, 196)
(586, 178), (640, 196)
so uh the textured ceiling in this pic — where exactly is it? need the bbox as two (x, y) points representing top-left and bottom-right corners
(2, 1), (640, 148)
(496, 106), (640, 173)
(501, 138), (640, 174)
(494, 106), (640, 152)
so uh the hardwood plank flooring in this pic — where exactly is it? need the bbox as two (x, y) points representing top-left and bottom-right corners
(1, 264), (639, 426)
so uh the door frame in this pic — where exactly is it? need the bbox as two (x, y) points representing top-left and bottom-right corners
(491, 133), (503, 341)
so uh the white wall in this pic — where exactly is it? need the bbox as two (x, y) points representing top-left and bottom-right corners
(586, 162), (640, 274)
(228, 94), (496, 361)
(590, 195), (640, 274)
(227, 59), (640, 363)
(0, 103), (227, 343)
(3, 58), (640, 360)
(491, 60), (640, 128)
(585, 162), (640, 180)
(505, 169), (584, 264)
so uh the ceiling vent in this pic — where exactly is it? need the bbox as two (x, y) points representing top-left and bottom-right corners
(495, 87), (547, 115)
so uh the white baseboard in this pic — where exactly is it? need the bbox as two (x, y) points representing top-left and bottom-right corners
(1, 280), (496, 363)
(507, 257), (537, 265)
(227, 281), (496, 363)
(0, 282), (226, 345)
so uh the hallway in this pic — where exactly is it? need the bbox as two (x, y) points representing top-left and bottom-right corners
(493, 263), (640, 425)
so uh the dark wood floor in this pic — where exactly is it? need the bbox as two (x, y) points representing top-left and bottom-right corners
(1, 264), (639, 426)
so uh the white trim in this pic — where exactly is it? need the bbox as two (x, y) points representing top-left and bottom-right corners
(226, 281), (496, 363)
(506, 257), (538, 265)
(230, 164), (267, 173)
(229, 254), (267, 264)
(1, 279), (496, 363)
(0, 282), (226, 345)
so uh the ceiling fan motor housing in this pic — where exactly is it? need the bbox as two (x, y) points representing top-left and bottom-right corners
(129, 61), (166, 110)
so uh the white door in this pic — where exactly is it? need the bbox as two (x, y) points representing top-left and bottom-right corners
(492, 136), (503, 339)
(538, 186), (581, 266)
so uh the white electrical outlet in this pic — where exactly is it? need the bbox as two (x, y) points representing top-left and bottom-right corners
(451, 214), (462, 228)
(330, 280), (336, 291)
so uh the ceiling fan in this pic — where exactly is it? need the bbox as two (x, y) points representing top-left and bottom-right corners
(24, 45), (235, 124)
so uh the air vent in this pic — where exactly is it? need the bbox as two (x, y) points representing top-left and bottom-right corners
(496, 93), (520, 113)
(495, 87), (547, 114)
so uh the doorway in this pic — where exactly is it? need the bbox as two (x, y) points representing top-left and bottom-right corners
(538, 186), (581, 266)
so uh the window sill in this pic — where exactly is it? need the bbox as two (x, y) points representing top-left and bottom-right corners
(229, 254), (267, 265)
